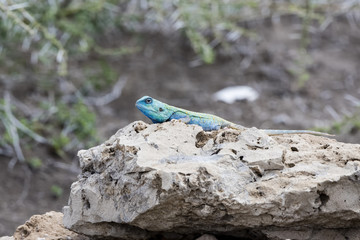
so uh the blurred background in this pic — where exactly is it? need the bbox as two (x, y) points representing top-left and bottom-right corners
(0, 0), (360, 236)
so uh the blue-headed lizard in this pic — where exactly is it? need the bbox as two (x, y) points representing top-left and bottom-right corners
(136, 96), (332, 136)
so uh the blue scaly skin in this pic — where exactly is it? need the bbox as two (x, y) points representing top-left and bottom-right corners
(135, 96), (333, 136)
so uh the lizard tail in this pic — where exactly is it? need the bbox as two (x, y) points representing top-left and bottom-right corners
(228, 123), (247, 131)
(262, 129), (334, 136)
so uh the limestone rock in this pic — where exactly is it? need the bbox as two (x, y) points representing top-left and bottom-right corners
(0, 237), (14, 240)
(196, 234), (218, 240)
(13, 211), (89, 240)
(63, 121), (360, 239)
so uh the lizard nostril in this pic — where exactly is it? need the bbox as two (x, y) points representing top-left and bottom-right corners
(159, 107), (164, 112)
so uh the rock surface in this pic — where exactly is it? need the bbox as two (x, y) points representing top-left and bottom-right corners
(13, 211), (89, 240)
(63, 121), (360, 239)
(0, 237), (14, 240)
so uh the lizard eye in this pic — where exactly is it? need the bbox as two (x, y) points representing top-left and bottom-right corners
(145, 98), (152, 104)
(159, 107), (164, 112)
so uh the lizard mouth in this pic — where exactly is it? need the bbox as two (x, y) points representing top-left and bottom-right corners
(136, 103), (152, 112)
(135, 103), (158, 116)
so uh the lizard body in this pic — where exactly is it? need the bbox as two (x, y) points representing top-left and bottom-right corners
(135, 96), (332, 136)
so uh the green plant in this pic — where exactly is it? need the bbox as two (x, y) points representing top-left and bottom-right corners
(0, 0), (135, 76)
(148, 0), (255, 63)
(287, 50), (313, 88)
(50, 134), (70, 158)
(0, 94), (48, 163)
(87, 61), (118, 91)
(27, 157), (43, 169)
(55, 101), (97, 142)
(50, 184), (63, 198)
(0, 94), (98, 162)
(313, 110), (360, 135)
(1, 0), (360, 70)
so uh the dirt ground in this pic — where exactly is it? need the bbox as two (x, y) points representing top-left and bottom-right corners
(1, 15), (360, 236)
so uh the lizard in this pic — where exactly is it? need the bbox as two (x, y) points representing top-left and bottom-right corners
(135, 96), (333, 136)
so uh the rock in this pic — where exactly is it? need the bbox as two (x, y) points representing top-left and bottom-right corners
(0, 237), (14, 240)
(196, 234), (217, 240)
(63, 121), (360, 239)
(13, 211), (89, 240)
(262, 229), (360, 240)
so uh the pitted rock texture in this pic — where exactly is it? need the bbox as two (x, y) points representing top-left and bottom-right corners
(63, 121), (360, 239)
(13, 211), (89, 240)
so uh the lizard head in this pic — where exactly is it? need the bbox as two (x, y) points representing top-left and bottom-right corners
(136, 96), (173, 123)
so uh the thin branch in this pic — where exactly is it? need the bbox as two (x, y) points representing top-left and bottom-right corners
(8, 156), (17, 170)
(51, 161), (81, 174)
(0, 92), (49, 165)
(0, 2), (35, 35)
(0, 2), (68, 75)
(18, 8), (68, 75)
(1, 102), (25, 163)
(85, 77), (128, 106)
(4, 92), (48, 144)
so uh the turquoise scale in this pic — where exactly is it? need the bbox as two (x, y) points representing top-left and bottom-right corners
(169, 111), (221, 131)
